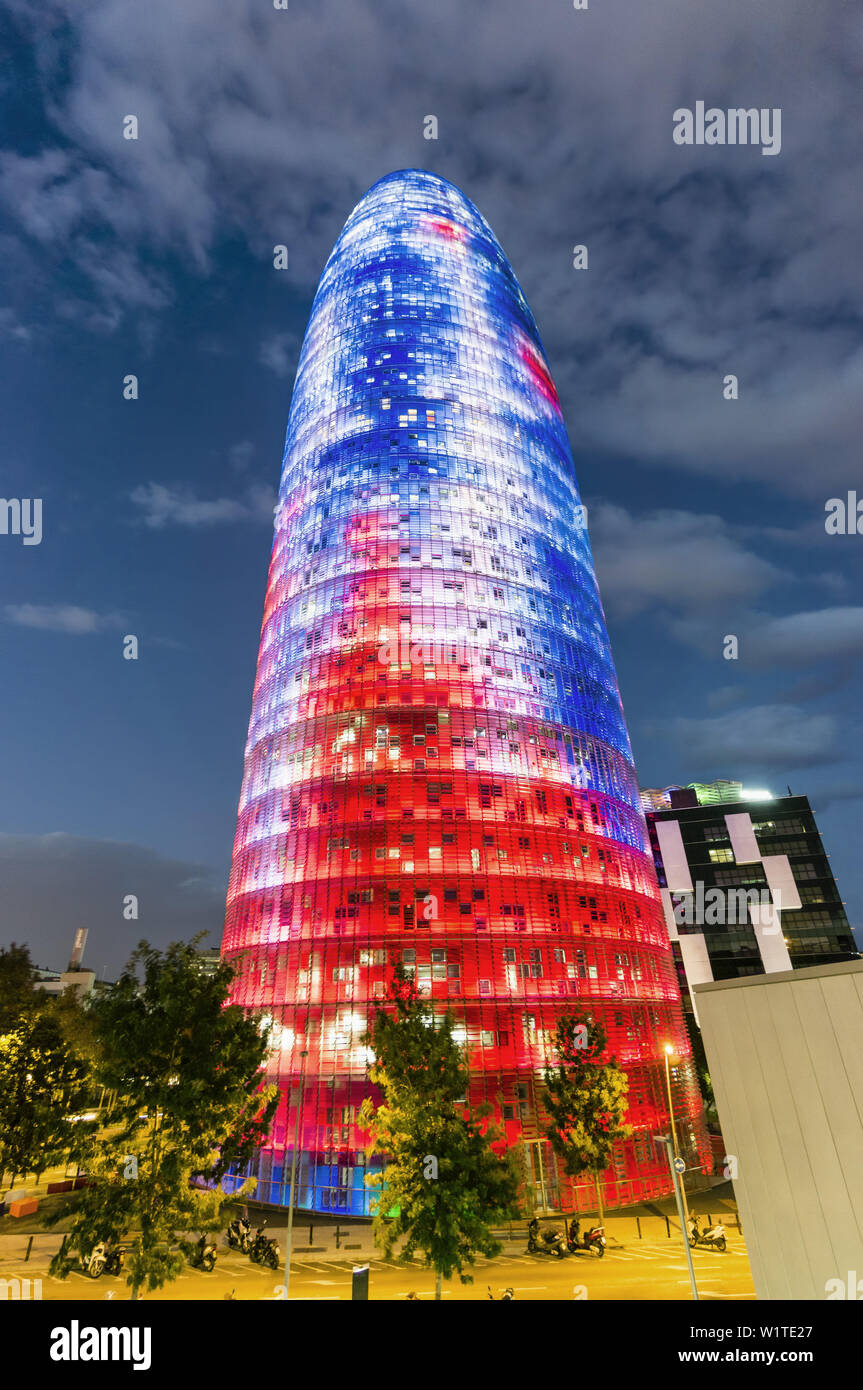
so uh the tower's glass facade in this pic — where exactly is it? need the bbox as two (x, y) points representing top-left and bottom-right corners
(222, 170), (706, 1213)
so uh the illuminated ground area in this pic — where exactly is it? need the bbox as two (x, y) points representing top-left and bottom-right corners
(1, 1194), (754, 1301)
(0, 1238), (754, 1302)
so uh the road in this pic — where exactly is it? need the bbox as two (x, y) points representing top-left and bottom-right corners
(2, 1231), (755, 1302)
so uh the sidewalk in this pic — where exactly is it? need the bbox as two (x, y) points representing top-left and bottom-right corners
(1, 1178), (742, 1267)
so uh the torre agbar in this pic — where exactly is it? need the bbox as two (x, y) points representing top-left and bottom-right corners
(222, 169), (707, 1215)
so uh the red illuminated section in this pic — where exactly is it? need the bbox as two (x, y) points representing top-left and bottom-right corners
(424, 215), (467, 243)
(519, 337), (561, 410)
(223, 517), (705, 1212)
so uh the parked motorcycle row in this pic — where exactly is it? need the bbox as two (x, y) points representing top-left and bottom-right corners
(226, 1215), (281, 1270)
(83, 1219), (281, 1280)
(82, 1212), (723, 1283)
(527, 1217), (607, 1259)
(83, 1234), (218, 1279)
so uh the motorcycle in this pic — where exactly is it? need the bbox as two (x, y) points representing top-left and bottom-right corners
(248, 1221), (280, 1271)
(226, 1215), (252, 1253)
(487, 1286), (515, 1300)
(85, 1242), (125, 1279)
(183, 1233), (218, 1272)
(567, 1218), (606, 1258)
(527, 1218), (567, 1259)
(689, 1219), (727, 1253)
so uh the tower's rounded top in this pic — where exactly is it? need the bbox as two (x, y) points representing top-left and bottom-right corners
(338, 168), (499, 252)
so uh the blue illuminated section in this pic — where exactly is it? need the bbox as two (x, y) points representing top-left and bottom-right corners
(260, 170), (637, 815)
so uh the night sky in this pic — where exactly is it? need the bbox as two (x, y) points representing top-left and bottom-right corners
(2, 0), (861, 979)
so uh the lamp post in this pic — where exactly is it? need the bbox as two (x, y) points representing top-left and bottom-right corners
(654, 1134), (699, 1301)
(662, 1043), (690, 1226)
(282, 1049), (308, 1300)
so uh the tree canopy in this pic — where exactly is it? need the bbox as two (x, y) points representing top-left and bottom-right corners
(0, 1009), (90, 1186)
(49, 938), (277, 1297)
(358, 963), (519, 1298)
(542, 1010), (631, 1221)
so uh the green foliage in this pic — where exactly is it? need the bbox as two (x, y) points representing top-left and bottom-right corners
(48, 939), (277, 1297)
(50, 987), (102, 1075)
(0, 1010), (90, 1184)
(358, 964), (519, 1294)
(684, 1010), (717, 1129)
(542, 1011), (632, 1206)
(0, 942), (39, 1032)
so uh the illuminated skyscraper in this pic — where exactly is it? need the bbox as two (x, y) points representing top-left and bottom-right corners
(222, 170), (705, 1213)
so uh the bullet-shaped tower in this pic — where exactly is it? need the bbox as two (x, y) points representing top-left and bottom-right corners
(222, 170), (706, 1214)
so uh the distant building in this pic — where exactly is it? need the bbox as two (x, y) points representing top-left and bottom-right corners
(194, 948), (222, 977)
(644, 781), (858, 1022)
(640, 780), (772, 812)
(34, 965), (97, 1001)
(32, 928), (112, 1002)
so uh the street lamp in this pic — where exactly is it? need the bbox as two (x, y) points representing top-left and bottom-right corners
(662, 1043), (690, 1225)
(282, 1049), (308, 1301)
(654, 1134), (699, 1301)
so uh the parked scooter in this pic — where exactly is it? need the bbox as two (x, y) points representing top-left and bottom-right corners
(527, 1217), (567, 1258)
(689, 1217), (727, 1253)
(226, 1215), (252, 1253)
(567, 1217), (606, 1258)
(85, 1242), (125, 1279)
(183, 1233), (218, 1272)
(248, 1221), (280, 1270)
(487, 1285), (515, 1300)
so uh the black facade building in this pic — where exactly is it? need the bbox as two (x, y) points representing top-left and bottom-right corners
(644, 786), (858, 1015)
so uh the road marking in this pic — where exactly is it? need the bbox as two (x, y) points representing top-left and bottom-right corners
(675, 1282), (752, 1299)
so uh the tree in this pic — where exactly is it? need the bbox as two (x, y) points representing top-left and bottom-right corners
(0, 1011), (90, 1186)
(0, 942), (39, 1032)
(684, 1010), (717, 1130)
(49, 939), (277, 1299)
(542, 1010), (632, 1223)
(358, 964), (519, 1300)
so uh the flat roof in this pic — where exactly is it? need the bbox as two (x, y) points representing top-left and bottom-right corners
(692, 957), (863, 993)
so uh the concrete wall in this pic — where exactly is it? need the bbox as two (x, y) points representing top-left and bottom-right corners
(694, 960), (863, 1300)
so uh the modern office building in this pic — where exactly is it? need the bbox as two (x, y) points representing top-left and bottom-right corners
(645, 781), (858, 1022)
(221, 169), (706, 1214)
(694, 961), (863, 1300)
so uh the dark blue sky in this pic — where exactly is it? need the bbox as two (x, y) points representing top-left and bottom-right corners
(2, 0), (861, 977)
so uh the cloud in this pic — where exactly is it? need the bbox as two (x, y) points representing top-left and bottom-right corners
(259, 331), (301, 379)
(807, 784), (863, 815)
(705, 685), (748, 713)
(0, 306), (31, 342)
(0, 832), (225, 978)
(4, 603), (122, 634)
(228, 440), (256, 473)
(747, 607), (863, 667)
(130, 480), (275, 528)
(2, 0), (862, 493)
(589, 503), (784, 620)
(660, 703), (838, 770)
